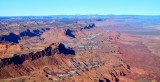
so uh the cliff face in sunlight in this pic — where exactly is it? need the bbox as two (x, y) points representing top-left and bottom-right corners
(0, 43), (132, 82)
(0, 43), (59, 78)
(0, 24), (134, 82)
(2, 16), (159, 82)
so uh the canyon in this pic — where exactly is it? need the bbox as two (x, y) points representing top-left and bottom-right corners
(0, 15), (160, 82)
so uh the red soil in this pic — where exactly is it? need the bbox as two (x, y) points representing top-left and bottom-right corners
(113, 33), (160, 81)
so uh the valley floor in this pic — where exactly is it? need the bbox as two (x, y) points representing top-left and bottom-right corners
(113, 33), (160, 82)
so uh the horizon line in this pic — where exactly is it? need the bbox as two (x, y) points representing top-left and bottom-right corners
(0, 14), (160, 17)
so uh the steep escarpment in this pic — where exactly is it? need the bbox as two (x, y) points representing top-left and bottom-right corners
(0, 23), (134, 82)
(1, 15), (160, 82)
(80, 23), (95, 30)
(0, 43), (74, 78)
(0, 33), (20, 43)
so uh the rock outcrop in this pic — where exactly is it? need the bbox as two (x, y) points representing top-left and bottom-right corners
(0, 43), (68, 78)
(80, 23), (95, 30)
(0, 22), (133, 82)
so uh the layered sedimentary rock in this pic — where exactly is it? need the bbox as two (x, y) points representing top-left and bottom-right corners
(0, 43), (58, 78)
(0, 24), (134, 82)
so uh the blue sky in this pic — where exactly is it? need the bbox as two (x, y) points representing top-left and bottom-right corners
(0, 0), (160, 16)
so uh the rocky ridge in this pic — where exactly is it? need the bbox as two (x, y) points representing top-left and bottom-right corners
(0, 24), (133, 82)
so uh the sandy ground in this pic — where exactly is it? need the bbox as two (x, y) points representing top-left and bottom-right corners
(113, 33), (160, 81)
